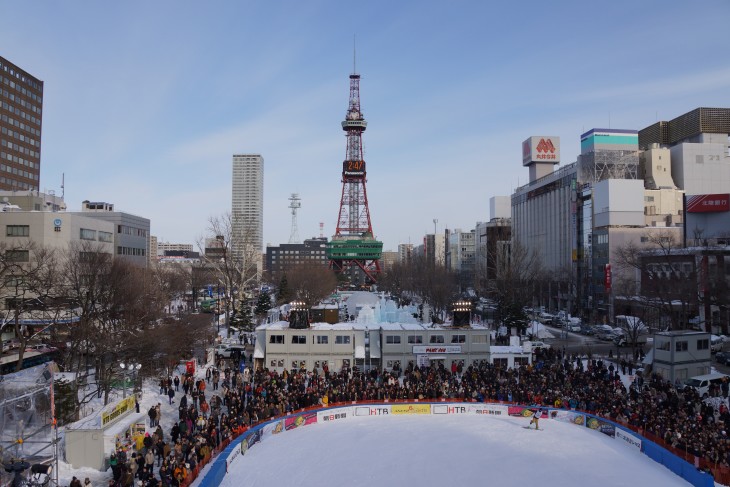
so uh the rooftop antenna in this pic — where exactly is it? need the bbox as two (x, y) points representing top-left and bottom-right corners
(319, 222), (324, 239)
(61, 173), (65, 199)
(288, 193), (301, 244)
(353, 34), (357, 74)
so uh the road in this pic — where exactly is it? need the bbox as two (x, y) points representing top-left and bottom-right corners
(541, 324), (730, 375)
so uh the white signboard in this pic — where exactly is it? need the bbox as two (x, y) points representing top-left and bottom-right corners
(522, 136), (560, 166)
(615, 428), (642, 451)
(412, 345), (461, 354)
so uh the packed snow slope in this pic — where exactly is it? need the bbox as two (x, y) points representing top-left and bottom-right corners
(220, 414), (691, 487)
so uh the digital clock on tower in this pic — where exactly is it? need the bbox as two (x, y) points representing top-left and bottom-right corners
(343, 160), (366, 176)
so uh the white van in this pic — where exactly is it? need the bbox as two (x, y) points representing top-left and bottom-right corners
(684, 372), (729, 397)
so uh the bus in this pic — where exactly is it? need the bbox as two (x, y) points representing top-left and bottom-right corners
(200, 298), (221, 314)
(0, 349), (55, 375)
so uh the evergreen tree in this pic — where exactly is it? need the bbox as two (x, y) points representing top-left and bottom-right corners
(255, 289), (273, 317)
(231, 303), (254, 331)
(277, 274), (291, 304)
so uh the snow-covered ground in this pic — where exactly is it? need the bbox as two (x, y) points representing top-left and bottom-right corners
(218, 414), (691, 487)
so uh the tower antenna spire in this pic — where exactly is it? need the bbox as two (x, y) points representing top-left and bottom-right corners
(353, 34), (357, 74)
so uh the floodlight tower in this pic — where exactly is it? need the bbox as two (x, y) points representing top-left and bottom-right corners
(288, 193), (301, 244)
(326, 67), (382, 285)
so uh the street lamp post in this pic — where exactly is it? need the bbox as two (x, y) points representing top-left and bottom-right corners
(119, 362), (141, 398)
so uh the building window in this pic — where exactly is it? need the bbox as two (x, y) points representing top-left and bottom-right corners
(316, 335), (328, 345)
(493, 358), (508, 368)
(385, 335), (401, 344)
(407, 335), (423, 344)
(451, 334), (466, 343)
(269, 335), (284, 344)
(515, 357), (529, 366)
(98, 231), (113, 243)
(292, 335), (307, 344)
(697, 339), (709, 350)
(675, 341), (688, 352)
(429, 335), (445, 344)
(80, 228), (97, 240)
(472, 335), (487, 344)
(5, 249), (29, 262)
(6, 225), (29, 237)
(335, 335), (351, 344)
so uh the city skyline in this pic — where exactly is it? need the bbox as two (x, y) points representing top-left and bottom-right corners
(2, 1), (729, 251)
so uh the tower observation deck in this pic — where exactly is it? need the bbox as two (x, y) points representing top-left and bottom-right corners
(326, 72), (383, 285)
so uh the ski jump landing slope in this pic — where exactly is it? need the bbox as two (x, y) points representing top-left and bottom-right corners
(218, 413), (692, 487)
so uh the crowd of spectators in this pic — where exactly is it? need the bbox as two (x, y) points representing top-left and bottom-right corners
(107, 347), (730, 486)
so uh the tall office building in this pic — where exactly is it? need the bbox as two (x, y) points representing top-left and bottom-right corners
(232, 154), (264, 257)
(0, 56), (43, 191)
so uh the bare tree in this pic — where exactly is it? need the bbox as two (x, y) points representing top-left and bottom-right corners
(0, 241), (62, 371)
(283, 265), (338, 308)
(614, 231), (697, 331)
(198, 213), (260, 327)
(487, 240), (543, 334)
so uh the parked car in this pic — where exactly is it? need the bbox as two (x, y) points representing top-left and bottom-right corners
(683, 373), (730, 398)
(530, 341), (551, 351)
(715, 351), (730, 366)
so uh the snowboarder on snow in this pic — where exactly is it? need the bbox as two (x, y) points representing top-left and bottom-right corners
(529, 408), (544, 430)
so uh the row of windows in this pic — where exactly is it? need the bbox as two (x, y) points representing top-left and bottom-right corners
(4, 249), (29, 262)
(0, 63), (43, 92)
(0, 162), (39, 180)
(1, 87), (42, 113)
(269, 334), (352, 345)
(0, 176), (36, 190)
(271, 250), (327, 255)
(118, 225), (148, 237)
(0, 75), (42, 102)
(1, 99), (41, 127)
(656, 339), (709, 352)
(1, 125), (39, 147)
(1, 112), (41, 137)
(385, 334), (478, 344)
(117, 246), (146, 257)
(6, 225), (29, 236)
(2, 148), (39, 168)
(2, 138), (40, 159)
(268, 359), (340, 370)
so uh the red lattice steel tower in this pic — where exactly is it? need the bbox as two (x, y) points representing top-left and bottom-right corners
(326, 70), (383, 285)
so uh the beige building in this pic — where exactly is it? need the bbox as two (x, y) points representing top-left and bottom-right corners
(252, 321), (531, 374)
(1, 209), (114, 254)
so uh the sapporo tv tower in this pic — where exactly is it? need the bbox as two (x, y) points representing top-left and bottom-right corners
(326, 63), (383, 285)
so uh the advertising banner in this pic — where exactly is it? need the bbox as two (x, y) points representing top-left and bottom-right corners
(586, 417), (615, 437)
(391, 404), (431, 415)
(549, 410), (585, 427)
(238, 429), (262, 456)
(686, 194), (730, 213)
(284, 411), (318, 431)
(412, 345), (461, 354)
(470, 404), (508, 416)
(262, 419), (285, 439)
(317, 407), (352, 423)
(433, 404), (470, 415)
(354, 405), (391, 416)
(615, 428), (642, 451)
(508, 406), (537, 418)
(101, 395), (136, 428)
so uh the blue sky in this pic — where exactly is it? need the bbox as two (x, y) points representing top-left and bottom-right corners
(2, 1), (729, 251)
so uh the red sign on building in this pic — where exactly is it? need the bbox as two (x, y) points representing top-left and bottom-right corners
(604, 264), (612, 291)
(686, 194), (730, 213)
